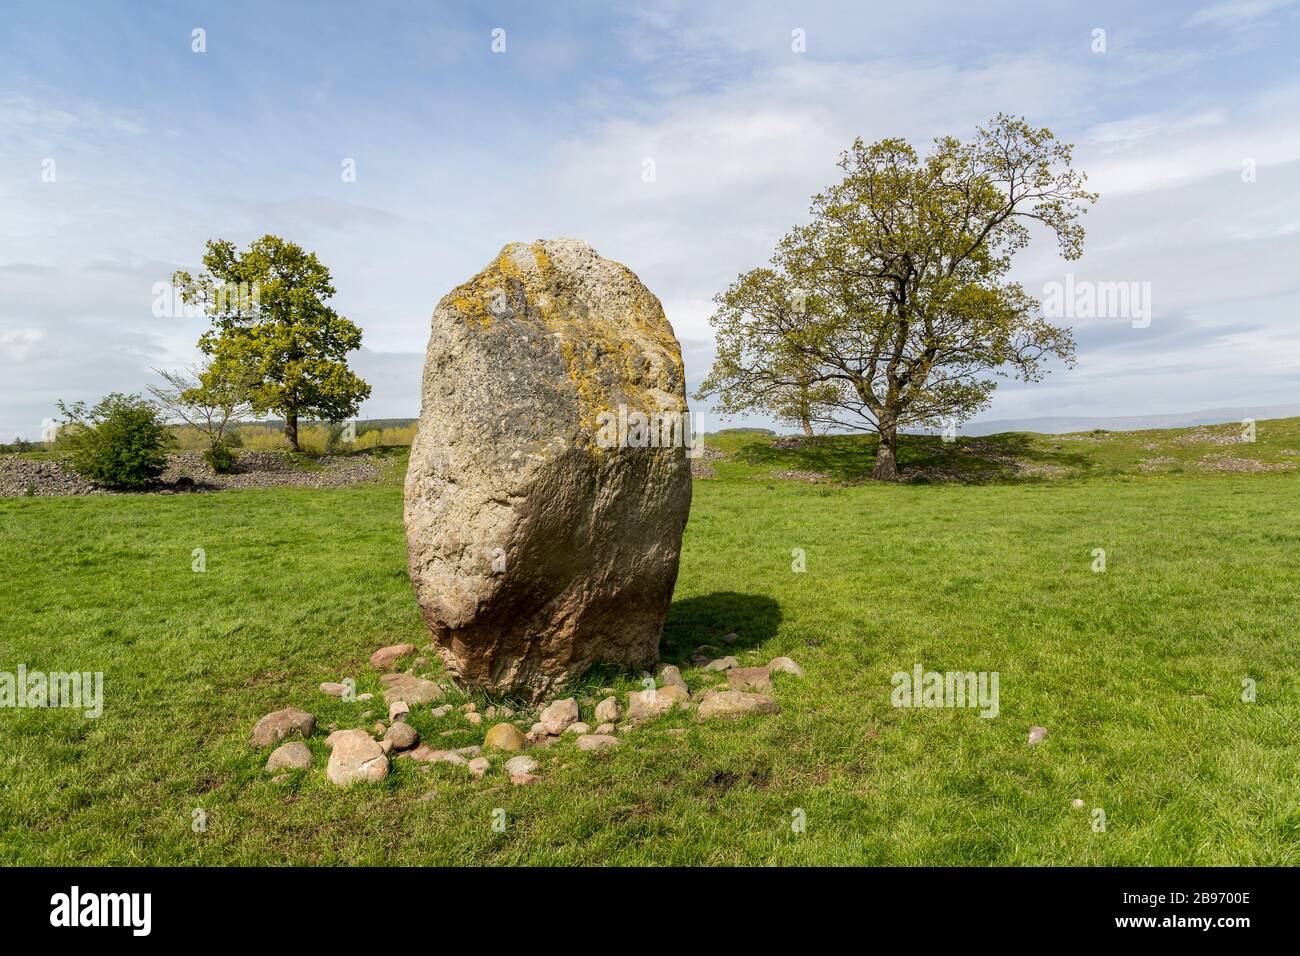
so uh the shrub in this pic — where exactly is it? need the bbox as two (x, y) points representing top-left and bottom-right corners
(57, 393), (173, 489)
(203, 439), (238, 474)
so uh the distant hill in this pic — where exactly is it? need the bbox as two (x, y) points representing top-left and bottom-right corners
(235, 409), (1300, 441)
(958, 404), (1300, 436)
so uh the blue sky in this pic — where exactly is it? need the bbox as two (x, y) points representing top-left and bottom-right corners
(3, 0), (1299, 438)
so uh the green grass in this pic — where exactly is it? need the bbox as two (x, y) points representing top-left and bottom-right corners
(2, 423), (1298, 865)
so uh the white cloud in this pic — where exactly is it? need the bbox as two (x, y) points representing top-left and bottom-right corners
(3, 6), (1300, 437)
(0, 327), (45, 361)
(541, 54), (1091, 343)
(1084, 110), (1228, 152)
(1188, 0), (1297, 27)
(0, 91), (145, 162)
(1080, 92), (1300, 195)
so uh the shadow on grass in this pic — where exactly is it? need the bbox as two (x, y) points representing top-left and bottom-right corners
(736, 434), (880, 481)
(734, 432), (1094, 484)
(661, 591), (782, 659)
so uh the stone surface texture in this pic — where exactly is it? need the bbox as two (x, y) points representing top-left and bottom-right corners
(405, 238), (692, 701)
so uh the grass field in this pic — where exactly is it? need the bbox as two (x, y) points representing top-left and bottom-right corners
(2, 422), (1298, 865)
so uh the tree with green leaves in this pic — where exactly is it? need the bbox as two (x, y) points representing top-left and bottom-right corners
(698, 114), (1097, 480)
(173, 235), (371, 452)
(148, 359), (256, 473)
(765, 337), (842, 439)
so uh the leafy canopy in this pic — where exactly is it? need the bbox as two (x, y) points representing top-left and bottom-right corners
(148, 359), (256, 473)
(699, 114), (1097, 476)
(57, 393), (173, 489)
(173, 235), (371, 441)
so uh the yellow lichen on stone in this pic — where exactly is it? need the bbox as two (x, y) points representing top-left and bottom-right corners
(442, 239), (688, 447)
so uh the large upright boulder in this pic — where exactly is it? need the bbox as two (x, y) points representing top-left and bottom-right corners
(404, 239), (692, 701)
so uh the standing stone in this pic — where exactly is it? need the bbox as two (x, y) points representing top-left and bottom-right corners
(404, 239), (693, 701)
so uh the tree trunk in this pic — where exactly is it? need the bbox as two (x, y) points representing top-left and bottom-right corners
(801, 415), (814, 438)
(285, 411), (299, 452)
(872, 415), (898, 481)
